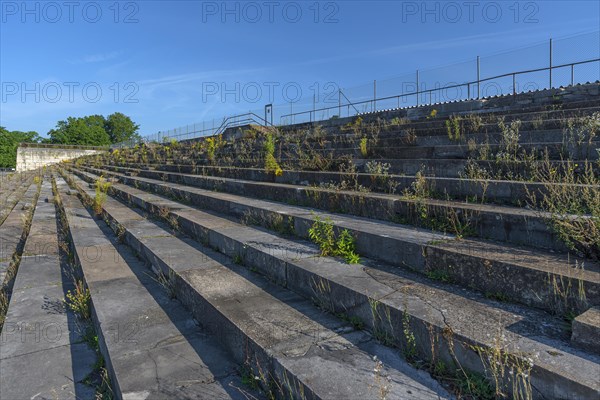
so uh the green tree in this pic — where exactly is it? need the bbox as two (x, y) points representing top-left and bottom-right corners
(0, 127), (40, 168)
(47, 115), (111, 146)
(104, 112), (140, 143)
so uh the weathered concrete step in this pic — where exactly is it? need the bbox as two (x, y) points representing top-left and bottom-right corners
(0, 176), (35, 226)
(115, 157), (599, 181)
(211, 141), (599, 161)
(572, 307), (600, 354)
(53, 177), (256, 400)
(381, 128), (600, 148)
(81, 164), (571, 253)
(0, 178), (96, 399)
(284, 103), (600, 139)
(65, 168), (600, 400)
(0, 179), (39, 286)
(109, 162), (595, 208)
(63, 171), (453, 400)
(70, 165), (600, 317)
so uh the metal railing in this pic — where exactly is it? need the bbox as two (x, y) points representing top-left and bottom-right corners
(281, 58), (600, 124)
(112, 112), (273, 149)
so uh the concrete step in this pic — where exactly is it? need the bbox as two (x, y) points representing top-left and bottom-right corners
(62, 170), (453, 400)
(79, 164), (575, 254)
(382, 128), (600, 148)
(53, 176), (258, 400)
(207, 141), (599, 161)
(0, 178), (97, 399)
(107, 162), (596, 208)
(0, 175), (35, 226)
(285, 104), (600, 140)
(64, 167), (600, 400)
(112, 157), (600, 182)
(0, 178), (39, 287)
(571, 307), (600, 354)
(67, 166), (600, 318)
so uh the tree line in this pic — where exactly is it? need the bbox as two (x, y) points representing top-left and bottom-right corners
(0, 113), (140, 168)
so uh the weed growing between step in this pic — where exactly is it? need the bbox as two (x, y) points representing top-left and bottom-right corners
(446, 115), (463, 142)
(263, 132), (283, 176)
(52, 175), (114, 400)
(402, 170), (476, 239)
(64, 280), (91, 320)
(94, 176), (111, 215)
(544, 260), (589, 320)
(308, 215), (360, 264)
(366, 296), (507, 399)
(527, 158), (600, 260)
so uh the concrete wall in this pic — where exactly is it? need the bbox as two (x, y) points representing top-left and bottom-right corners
(16, 145), (105, 172)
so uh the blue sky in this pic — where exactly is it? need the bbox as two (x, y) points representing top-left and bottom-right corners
(1, 0), (599, 138)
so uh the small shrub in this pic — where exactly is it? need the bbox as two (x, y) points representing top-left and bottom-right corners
(359, 137), (368, 158)
(94, 177), (111, 215)
(65, 280), (91, 320)
(263, 133), (283, 176)
(467, 114), (483, 133)
(496, 118), (522, 161)
(446, 116), (462, 141)
(528, 158), (599, 259)
(308, 216), (360, 264)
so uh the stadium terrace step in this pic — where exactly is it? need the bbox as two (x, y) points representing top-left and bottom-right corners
(571, 307), (600, 354)
(109, 157), (600, 181)
(53, 176), (257, 400)
(61, 170), (452, 400)
(0, 177), (97, 399)
(276, 97), (600, 138)
(0, 174), (35, 226)
(68, 165), (600, 318)
(78, 164), (575, 253)
(63, 167), (600, 400)
(0, 178), (39, 286)
(102, 162), (596, 207)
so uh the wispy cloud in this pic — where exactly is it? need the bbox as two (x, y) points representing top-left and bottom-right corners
(72, 51), (122, 64)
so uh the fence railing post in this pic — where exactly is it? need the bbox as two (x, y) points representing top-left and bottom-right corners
(571, 64), (574, 86)
(416, 70), (419, 107)
(549, 38), (553, 88)
(373, 80), (377, 112)
(513, 73), (516, 96)
(477, 56), (480, 99)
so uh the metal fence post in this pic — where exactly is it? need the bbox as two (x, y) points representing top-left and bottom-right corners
(416, 70), (419, 106)
(549, 38), (553, 88)
(373, 80), (377, 112)
(513, 73), (516, 96)
(477, 56), (480, 99)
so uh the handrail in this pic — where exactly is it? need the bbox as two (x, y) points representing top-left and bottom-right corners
(213, 111), (273, 136)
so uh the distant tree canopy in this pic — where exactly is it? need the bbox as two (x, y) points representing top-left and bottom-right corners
(0, 127), (41, 168)
(48, 113), (140, 146)
(0, 113), (140, 169)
